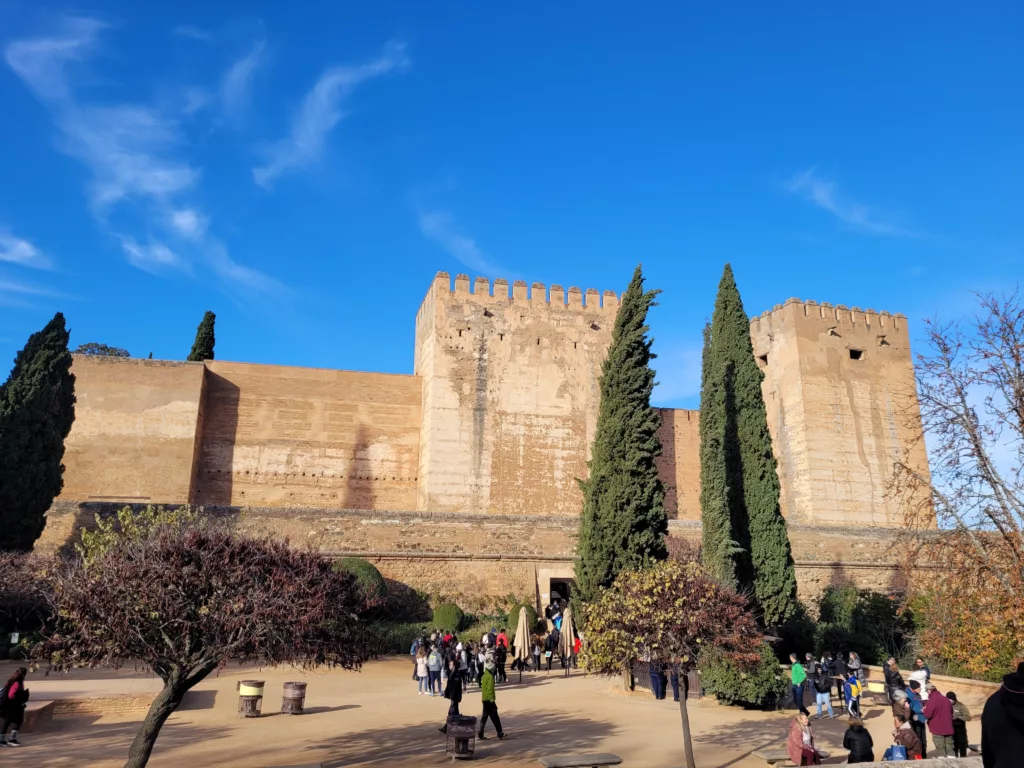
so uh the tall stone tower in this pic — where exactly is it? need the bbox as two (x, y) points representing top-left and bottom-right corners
(414, 272), (618, 515)
(749, 299), (930, 526)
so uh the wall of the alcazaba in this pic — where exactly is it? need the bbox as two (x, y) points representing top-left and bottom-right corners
(193, 361), (422, 510)
(414, 272), (619, 517)
(655, 408), (701, 520)
(58, 356), (205, 506)
(750, 300), (931, 526)
(37, 503), (907, 610)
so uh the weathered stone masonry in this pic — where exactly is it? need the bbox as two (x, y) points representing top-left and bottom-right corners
(42, 273), (931, 606)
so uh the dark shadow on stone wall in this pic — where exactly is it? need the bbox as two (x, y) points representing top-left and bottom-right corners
(342, 423), (375, 511)
(193, 372), (240, 507)
(657, 409), (680, 519)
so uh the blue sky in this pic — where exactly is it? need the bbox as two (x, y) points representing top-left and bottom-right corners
(1, 2), (1021, 409)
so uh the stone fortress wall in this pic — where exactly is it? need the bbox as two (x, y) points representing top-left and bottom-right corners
(43, 272), (930, 606)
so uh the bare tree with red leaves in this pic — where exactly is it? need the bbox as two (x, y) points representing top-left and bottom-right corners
(39, 526), (376, 768)
(581, 560), (763, 768)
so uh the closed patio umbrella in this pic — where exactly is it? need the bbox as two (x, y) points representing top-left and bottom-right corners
(511, 606), (532, 682)
(558, 606), (576, 676)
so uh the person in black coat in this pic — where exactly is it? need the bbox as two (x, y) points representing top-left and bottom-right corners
(982, 662), (1024, 768)
(884, 657), (906, 704)
(842, 717), (874, 763)
(0, 667), (30, 747)
(438, 659), (463, 734)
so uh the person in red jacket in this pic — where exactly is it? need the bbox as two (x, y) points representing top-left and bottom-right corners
(923, 683), (956, 757)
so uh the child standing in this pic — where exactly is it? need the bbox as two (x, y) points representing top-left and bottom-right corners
(843, 671), (862, 718)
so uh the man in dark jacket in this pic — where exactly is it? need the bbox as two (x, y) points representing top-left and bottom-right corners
(812, 663), (835, 719)
(833, 652), (849, 701)
(438, 659), (463, 734)
(982, 661), (1024, 768)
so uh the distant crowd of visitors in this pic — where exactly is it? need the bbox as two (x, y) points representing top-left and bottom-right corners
(785, 650), (1024, 765)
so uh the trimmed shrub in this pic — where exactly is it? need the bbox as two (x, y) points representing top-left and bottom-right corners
(333, 558), (387, 610)
(506, 602), (538, 634)
(370, 620), (427, 655)
(700, 642), (787, 708)
(381, 578), (431, 622)
(432, 602), (465, 632)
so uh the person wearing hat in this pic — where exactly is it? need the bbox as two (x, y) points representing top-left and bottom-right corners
(478, 658), (506, 740)
(982, 661), (1024, 767)
(922, 682), (955, 757)
(905, 680), (928, 758)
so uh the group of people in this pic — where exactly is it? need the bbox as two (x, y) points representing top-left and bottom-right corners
(786, 651), (980, 764)
(410, 629), (509, 741)
(788, 650), (865, 720)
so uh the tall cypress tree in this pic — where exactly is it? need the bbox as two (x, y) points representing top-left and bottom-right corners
(699, 265), (797, 626)
(575, 265), (668, 607)
(0, 312), (76, 551)
(187, 311), (216, 361)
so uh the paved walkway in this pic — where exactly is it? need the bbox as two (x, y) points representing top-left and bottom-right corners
(7, 659), (988, 767)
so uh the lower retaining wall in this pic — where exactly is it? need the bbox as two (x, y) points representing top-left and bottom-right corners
(52, 693), (156, 716)
(41, 502), (914, 606)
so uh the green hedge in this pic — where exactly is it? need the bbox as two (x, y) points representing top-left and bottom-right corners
(333, 557), (388, 609)
(432, 602), (466, 632)
(369, 621), (426, 655)
(506, 602), (538, 635)
(699, 643), (787, 708)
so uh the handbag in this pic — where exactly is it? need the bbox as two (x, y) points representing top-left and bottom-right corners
(883, 744), (908, 761)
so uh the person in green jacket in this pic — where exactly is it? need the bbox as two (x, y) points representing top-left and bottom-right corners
(790, 653), (810, 716)
(478, 659), (506, 740)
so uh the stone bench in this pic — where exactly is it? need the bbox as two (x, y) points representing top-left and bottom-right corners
(21, 700), (55, 733)
(538, 754), (623, 768)
(751, 749), (829, 766)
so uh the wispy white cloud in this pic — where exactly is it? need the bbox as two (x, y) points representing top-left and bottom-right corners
(168, 208), (207, 241)
(786, 167), (918, 238)
(4, 18), (284, 300)
(221, 41), (265, 119)
(0, 231), (52, 269)
(172, 25), (213, 43)
(181, 86), (212, 115)
(253, 40), (409, 188)
(0, 275), (65, 307)
(418, 210), (506, 276)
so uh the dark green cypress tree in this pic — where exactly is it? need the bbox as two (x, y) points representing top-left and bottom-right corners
(700, 265), (797, 626)
(0, 312), (76, 550)
(187, 311), (216, 361)
(575, 265), (668, 607)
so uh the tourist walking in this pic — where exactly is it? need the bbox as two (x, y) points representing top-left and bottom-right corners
(438, 659), (463, 734)
(981, 661), (1024, 767)
(923, 682), (955, 757)
(786, 712), (822, 765)
(789, 653), (810, 715)
(477, 659), (507, 740)
(495, 643), (507, 684)
(812, 663), (834, 719)
(843, 671), (861, 718)
(842, 716), (874, 763)
(532, 637), (542, 671)
(648, 660), (667, 700)
(905, 680), (928, 758)
(427, 644), (443, 696)
(545, 629), (559, 671)
(889, 714), (923, 759)
(833, 652), (848, 701)
(0, 667), (29, 747)
(884, 657), (905, 704)
(496, 628), (508, 650)
(946, 691), (971, 758)
(416, 646), (430, 695)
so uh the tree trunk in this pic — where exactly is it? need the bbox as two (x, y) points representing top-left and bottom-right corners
(677, 687), (696, 768)
(123, 681), (188, 768)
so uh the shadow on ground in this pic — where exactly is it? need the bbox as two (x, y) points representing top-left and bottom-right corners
(40, 716), (228, 764)
(313, 709), (616, 767)
(695, 713), (863, 768)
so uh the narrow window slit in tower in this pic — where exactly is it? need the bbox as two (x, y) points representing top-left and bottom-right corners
(757, 353), (768, 367)
(849, 349), (864, 360)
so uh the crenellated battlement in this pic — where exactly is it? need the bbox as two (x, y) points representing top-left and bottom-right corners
(420, 271), (619, 315)
(749, 297), (908, 336)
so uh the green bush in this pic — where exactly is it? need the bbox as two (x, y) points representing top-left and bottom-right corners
(432, 602), (466, 632)
(380, 578), (432, 622)
(506, 602), (538, 635)
(813, 587), (912, 665)
(700, 643), (787, 708)
(333, 558), (388, 610)
(368, 620), (426, 655)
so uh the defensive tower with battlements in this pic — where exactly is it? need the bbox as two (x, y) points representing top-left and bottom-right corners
(40, 271), (932, 605)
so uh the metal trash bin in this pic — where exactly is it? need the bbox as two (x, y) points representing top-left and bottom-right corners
(445, 714), (477, 761)
(282, 682), (307, 714)
(237, 680), (265, 717)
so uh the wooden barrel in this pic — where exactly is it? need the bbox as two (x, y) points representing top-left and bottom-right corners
(281, 682), (307, 715)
